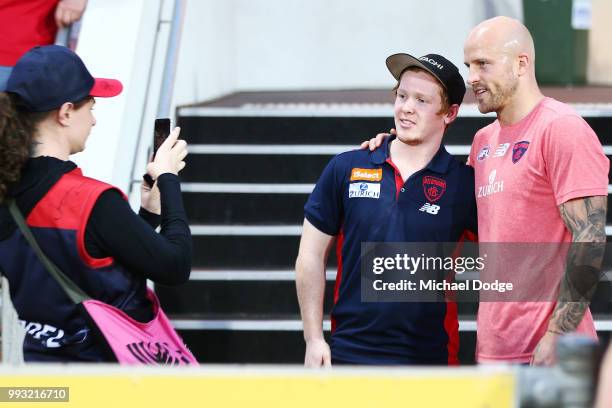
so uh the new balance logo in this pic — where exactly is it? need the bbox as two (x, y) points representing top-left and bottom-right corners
(419, 203), (440, 215)
(493, 143), (510, 157)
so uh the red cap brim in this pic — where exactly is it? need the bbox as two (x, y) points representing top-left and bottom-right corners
(89, 78), (123, 97)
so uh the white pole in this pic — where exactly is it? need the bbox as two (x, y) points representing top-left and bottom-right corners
(1, 278), (24, 364)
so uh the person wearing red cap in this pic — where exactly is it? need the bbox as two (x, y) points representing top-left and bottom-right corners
(0, 0), (89, 91)
(0, 45), (192, 362)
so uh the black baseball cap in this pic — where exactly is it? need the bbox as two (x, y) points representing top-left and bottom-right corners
(386, 53), (466, 106)
(6, 45), (123, 112)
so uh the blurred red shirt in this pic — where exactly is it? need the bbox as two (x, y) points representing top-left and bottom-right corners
(0, 0), (60, 66)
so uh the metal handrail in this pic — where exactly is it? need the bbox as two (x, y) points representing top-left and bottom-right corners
(157, 0), (187, 118)
(127, 0), (187, 196)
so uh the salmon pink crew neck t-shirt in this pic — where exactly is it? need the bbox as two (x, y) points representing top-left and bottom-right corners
(468, 97), (609, 363)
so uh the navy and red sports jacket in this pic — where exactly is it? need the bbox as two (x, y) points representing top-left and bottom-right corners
(305, 136), (477, 365)
(0, 168), (150, 361)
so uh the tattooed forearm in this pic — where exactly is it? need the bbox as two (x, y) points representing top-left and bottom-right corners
(550, 302), (589, 333)
(558, 196), (607, 246)
(550, 196), (607, 333)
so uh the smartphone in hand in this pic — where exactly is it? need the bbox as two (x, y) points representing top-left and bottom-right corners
(152, 118), (171, 159)
(144, 118), (171, 187)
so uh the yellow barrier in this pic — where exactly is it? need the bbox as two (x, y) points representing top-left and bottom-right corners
(0, 365), (515, 407)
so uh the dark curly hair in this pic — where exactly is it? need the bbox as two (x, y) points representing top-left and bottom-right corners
(0, 93), (50, 203)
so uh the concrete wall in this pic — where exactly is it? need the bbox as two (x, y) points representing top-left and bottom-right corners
(73, 0), (163, 192)
(588, 0), (612, 85)
(72, 0), (533, 189)
(171, 0), (523, 108)
(172, 0), (236, 107)
(70, 0), (612, 191)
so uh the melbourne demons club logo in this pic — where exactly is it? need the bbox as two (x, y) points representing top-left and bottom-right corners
(422, 176), (446, 203)
(126, 341), (192, 365)
(512, 141), (530, 163)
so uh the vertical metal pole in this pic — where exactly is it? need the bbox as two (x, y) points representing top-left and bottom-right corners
(156, 0), (188, 118)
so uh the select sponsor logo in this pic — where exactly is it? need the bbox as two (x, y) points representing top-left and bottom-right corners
(477, 169), (504, 198)
(350, 168), (383, 182)
(349, 182), (381, 199)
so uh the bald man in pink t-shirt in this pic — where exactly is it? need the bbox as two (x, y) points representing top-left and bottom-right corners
(366, 16), (608, 366)
(463, 17), (608, 365)
(467, 97), (607, 363)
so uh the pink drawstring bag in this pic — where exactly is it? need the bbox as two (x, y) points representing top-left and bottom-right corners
(83, 289), (198, 365)
(9, 201), (198, 366)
